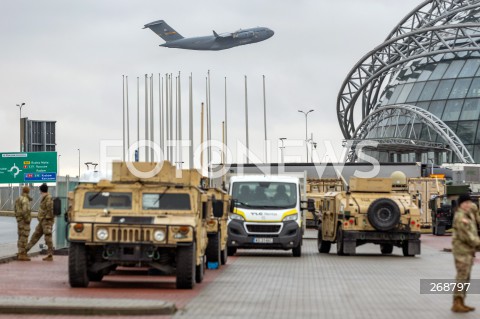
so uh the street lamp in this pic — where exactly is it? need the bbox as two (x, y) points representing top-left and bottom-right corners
(298, 109), (314, 162)
(311, 141), (317, 163)
(279, 138), (287, 163)
(16, 103), (25, 151)
(428, 158), (434, 176)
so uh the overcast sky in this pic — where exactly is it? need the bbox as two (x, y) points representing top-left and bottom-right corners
(0, 0), (422, 176)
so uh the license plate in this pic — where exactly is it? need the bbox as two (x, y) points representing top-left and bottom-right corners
(253, 237), (274, 244)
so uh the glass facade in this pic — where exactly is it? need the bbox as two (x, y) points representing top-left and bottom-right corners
(372, 52), (480, 163)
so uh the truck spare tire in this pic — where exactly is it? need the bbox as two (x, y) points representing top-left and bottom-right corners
(367, 198), (401, 231)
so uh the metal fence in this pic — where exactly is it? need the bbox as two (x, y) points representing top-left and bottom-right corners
(0, 176), (79, 212)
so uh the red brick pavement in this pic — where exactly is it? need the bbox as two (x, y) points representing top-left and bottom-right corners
(0, 255), (237, 318)
(421, 233), (480, 263)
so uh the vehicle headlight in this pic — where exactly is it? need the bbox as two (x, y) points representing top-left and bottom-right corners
(96, 228), (109, 241)
(154, 230), (166, 242)
(229, 213), (245, 221)
(283, 213), (298, 222)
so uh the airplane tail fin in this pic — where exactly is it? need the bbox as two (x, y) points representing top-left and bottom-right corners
(143, 20), (184, 42)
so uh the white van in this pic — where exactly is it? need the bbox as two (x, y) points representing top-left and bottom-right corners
(227, 175), (304, 257)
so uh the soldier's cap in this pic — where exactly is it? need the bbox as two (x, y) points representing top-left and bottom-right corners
(22, 186), (30, 194)
(39, 183), (48, 193)
(458, 194), (472, 206)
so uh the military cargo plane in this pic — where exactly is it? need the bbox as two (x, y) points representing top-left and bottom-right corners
(143, 20), (274, 51)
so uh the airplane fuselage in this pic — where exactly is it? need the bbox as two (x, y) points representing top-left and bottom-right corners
(160, 27), (274, 51)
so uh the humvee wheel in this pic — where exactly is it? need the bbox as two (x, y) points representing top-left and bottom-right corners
(367, 198), (401, 231)
(380, 244), (394, 255)
(402, 241), (415, 257)
(292, 243), (302, 257)
(317, 226), (331, 254)
(336, 228), (346, 256)
(206, 233), (221, 265)
(69, 242), (89, 288)
(195, 255), (205, 283)
(227, 246), (237, 256)
(176, 243), (196, 289)
(220, 247), (228, 265)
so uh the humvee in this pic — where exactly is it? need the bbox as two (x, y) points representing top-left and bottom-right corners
(205, 188), (230, 267)
(306, 179), (344, 228)
(67, 161), (224, 289)
(317, 172), (421, 256)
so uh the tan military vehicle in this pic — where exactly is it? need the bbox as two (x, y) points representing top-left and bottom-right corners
(205, 188), (230, 267)
(67, 161), (225, 289)
(306, 179), (344, 228)
(317, 172), (421, 256)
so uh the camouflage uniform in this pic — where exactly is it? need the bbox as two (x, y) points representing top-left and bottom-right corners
(14, 193), (32, 256)
(452, 206), (480, 302)
(26, 193), (54, 257)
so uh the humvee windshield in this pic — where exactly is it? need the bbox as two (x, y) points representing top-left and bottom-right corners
(232, 182), (297, 209)
(83, 192), (132, 209)
(142, 193), (191, 210)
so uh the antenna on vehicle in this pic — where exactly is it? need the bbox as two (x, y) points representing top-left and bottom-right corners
(335, 168), (350, 194)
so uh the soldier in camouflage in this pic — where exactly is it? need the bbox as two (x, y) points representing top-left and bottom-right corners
(14, 186), (32, 261)
(451, 194), (480, 312)
(26, 183), (54, 261)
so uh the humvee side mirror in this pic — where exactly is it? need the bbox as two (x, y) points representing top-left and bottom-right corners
(201, 202), (208, 220)
(53, 197), (62, 216)
(213, 200), (224, 218)
(307, 198), (315, 212)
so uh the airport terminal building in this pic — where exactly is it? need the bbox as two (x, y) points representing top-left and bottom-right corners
(338, 1), (480, 165)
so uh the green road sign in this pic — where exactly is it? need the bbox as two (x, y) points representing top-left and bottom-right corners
(0, 152), (57, 184)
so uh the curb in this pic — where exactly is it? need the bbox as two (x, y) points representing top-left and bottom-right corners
(0, 296), (176, 316)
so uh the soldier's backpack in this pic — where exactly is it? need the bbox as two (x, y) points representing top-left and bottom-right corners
(53, 197), (62, 216)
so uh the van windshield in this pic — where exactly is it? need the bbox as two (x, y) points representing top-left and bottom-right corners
(231, 182), (297, 209)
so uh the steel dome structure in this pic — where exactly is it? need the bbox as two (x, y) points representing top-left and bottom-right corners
(338, 0), (480, 163)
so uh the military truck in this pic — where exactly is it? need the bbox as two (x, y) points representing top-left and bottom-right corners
(205, 188), (230, 267)
(306, 179), (344, 228)
(317, 172), (421, 256)
(67, 161), (224, 289)
(429, 184), (475, 236)
(408, 177), (446, 229)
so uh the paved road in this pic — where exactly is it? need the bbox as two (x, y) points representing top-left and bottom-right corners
(0, 231), (476, 318)
(0, 216), (38, 244)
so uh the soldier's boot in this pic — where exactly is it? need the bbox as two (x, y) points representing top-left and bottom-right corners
(17, 254), (31, 261)
(452, 297), (470, 313)
(42, 254), (53, 261)
(461, 299), (475, 312)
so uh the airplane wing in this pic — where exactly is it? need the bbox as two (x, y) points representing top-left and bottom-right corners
(213, 30), (233, 39)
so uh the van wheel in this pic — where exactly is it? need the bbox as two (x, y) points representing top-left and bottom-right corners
(227, 246), (237, 256)
(336, 228), (346, 256)
(317, 226), (331, 254)
(69, 242), (89, 287)
(292, 243), (302, 257)
(380, 244), (393, 255)
(195, 255), (205, 283)
(221, 247), (228, 265)
(206, 233), (221, 265)
(176, 243), (196, 289)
